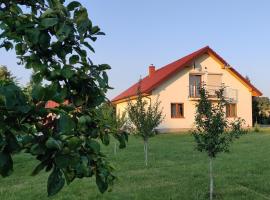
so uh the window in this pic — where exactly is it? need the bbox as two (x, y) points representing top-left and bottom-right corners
(207, 74), (222, 97)
(189, 75), (201, 97)
(171, 103), (184, 118)
(226, 103), (237, 117)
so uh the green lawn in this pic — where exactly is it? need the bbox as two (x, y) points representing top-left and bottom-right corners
(1, 130), (270, 200)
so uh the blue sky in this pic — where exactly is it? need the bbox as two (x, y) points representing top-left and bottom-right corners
(1, 0), (269, 98)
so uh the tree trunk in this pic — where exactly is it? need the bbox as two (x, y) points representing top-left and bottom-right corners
(144, 139), (148, 166)
(209, 157), (214, 200)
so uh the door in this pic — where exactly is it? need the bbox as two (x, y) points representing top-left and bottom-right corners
(189, 75), (201, 97)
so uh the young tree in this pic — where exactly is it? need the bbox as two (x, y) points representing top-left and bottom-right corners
(192, 86), (246, 200)
(0, 0), (127, 196)
(127, 83), (164, 166)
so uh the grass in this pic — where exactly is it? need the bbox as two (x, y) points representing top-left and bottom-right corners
(1, 130), (270, 199)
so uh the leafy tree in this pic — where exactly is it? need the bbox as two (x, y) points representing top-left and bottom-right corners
(0, 0), (127, 196)
(192, 86), (246, 200)
(0, 65), (15, 82)
(252, 97), (270, 125)
(127, 83), (164, 166)
(245, 75), (251, 82)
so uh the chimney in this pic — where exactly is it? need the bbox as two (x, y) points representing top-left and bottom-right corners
(148, 64), (155, 77)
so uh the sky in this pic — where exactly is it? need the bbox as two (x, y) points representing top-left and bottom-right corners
(1, 0), (269, 99)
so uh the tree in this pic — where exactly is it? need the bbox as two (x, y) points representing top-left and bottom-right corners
(245, 75), (251, 82)
(127, 83), (164, 166)
(0, 0), (127, 196)
(252, 97), (270, 125)
(192, 86), (246, 200)
(0, 65), (15, 82)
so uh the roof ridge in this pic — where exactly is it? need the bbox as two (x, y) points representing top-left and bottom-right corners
(149, 46), (210, 73)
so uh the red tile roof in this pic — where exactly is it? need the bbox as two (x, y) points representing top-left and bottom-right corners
(112, 46), (262, 102)
(45, 100), (69, 108)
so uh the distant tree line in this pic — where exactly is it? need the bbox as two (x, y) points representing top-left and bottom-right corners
(252, 96), (270, 125)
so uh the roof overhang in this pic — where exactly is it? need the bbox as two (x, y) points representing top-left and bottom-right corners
(112, 93), (151, 104)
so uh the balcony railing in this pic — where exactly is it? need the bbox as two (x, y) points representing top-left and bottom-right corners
(189, 84), (238, 102)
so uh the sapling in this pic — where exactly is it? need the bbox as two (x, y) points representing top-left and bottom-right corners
(127, 82), (164, 166)
(192, 85), (246, 200)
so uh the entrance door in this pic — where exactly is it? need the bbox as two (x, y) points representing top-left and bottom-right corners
(189, 75), (201, 97)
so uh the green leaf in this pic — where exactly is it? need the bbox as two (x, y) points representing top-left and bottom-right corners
(69, 55), (79, 64)
(46, 137), (62, 150)
(59, 113), (75, 134)
(82, 42), (95, 53)
(0, 41), (13, 51)
(78, 115), (91, 124)
(102, 133), (110, 146)
(18, 105), (31, 113)
(56, 24), (72, 41)
(39, 31), (51, 49)
(20, 135), (34, 147)
(30, 144), (46, 155)
(0, 153), (13, 177)
(25, 29), (40, 45)
(96, 174), (108, 193)
(75, 8), (90, 35)
(102, 72), (108, 85)
(10, 5), (23, 14)
(87, 139), (100, 153)
(67, 1), (82, 11)
(41, 18), (58, 28)
(96, 32), (105, 36)
(62, 169), (75, 185)
(15, 43), (26, 55)
(55, 154), (70, 168)
(62, 66), (74, 79)
(32, 85), (45, 101)
(31, 161), (47, 176)
(67, 137), (82, 150)
(91, 26), (100, 34)
(47, 168), (65, 196)
(98, 64), (111, 70)
(5, 133), (20, 153)
(41, 8), (54, 18)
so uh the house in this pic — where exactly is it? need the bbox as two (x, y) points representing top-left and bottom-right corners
(111, 46), (262, 132)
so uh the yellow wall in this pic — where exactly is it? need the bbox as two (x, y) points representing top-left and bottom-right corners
(116, 53), (253, 130)
(116, 97), (151, 118)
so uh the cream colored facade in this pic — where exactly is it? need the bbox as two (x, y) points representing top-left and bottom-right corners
(115, 53), (254, 131)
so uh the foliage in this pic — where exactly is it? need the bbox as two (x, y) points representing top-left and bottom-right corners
(97, 102), (129, 149)
(192, 86), (246, 157)
(252, 96), (270, 125)
(127, 82), (164, 166)
(127, 83), (164, 141)
(192, 85), (246, 200)
(0, 65), (16, 82)
(0, 0), (127, 196)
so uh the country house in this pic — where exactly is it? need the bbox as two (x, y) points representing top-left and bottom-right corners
(112, 46), (262, 132)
